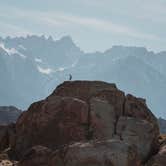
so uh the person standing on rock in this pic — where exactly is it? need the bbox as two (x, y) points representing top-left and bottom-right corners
(69, 74), (72, 81)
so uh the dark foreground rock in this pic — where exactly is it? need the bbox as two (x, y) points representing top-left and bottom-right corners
(0, 81), (163, 165)
(19, 140), (141, 166)
(18, 145), (52, 166)
(0, 124), (16, 152)
(50, 139), (141, 166)
(146, 135), (166, 166)
(15, 96), (89, 158)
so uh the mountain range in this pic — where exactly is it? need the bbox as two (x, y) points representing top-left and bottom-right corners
(158, 117), (166, 134)
(0, 35), (166, 118)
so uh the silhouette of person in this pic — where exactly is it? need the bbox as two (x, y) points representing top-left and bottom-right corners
(69, 74), (72, 81)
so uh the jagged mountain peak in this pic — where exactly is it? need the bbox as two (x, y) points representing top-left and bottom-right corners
(54, 35), (80, 50)
(59, 35), (73, 43)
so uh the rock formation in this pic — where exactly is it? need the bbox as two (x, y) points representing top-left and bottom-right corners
(0, 81), (165, 165)
(0, 124), (16, 152)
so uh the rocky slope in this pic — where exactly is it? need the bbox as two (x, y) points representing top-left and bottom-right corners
(0, 106), (21, 125)
(0, 36), (166, 118)
(0, 81), (165, 165)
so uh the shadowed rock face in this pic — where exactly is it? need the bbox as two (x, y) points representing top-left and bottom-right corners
(18, 146), (52, 166)
(117, 117), (157, 161)
(0, 123), (16, 152)
(12, 81), (160, 165)
(147, 141), (166, 166)
(17, 141), (141, 166)
(0, 106), (21, 125)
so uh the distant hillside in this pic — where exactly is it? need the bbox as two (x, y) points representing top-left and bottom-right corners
(158, 118), (166, 134)
(0, 106), (21, 125)
(0, 35), (166, 118)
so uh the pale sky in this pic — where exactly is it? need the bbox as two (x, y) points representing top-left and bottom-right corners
(0, 0), (165, 52)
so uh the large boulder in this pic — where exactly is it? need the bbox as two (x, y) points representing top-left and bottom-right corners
(123, 94), (159, 160)
(13, 81), (159, 163)
(117, 117), (158, 162)
(16, 140), (142, 166)
(50, 139), (141, 166)
(89, 89), (125, 139)
(15, 96), (89, 158)
(14, 81), (119, 157)
(89, 98), (117, 139)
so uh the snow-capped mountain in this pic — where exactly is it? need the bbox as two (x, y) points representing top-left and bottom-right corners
(0, 35), (166, 118)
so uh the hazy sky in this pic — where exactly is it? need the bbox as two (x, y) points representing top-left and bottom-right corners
(0, 0), (165, 52)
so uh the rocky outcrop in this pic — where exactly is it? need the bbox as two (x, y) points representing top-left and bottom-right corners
(15, 96), (89, 158)
(11, 81), (160, 166)
(14, 81), (121, 157)
(0, 147), (18, 166)
(117, 117), (158, 162)
(0, 124), (16, 152)
(50, 139), (141, 166)
(124, 94), (158, 128)
(18, 146), (52, 166)
(18, 140), (142, 166)
(0, 106), (21, 125)
(146, 136), (166, 166)
(11, 81), (159, 166)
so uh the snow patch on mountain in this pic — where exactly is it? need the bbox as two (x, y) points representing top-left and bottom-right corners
(55, 67), (65, 72)
(37, 65), (53, 75)
(0, 43), (26, 58)
(18, 45), (26, 50)
(35, 58), (43, 63)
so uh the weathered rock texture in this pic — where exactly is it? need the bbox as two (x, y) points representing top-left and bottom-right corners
(17, 140), (142, 166)
(15, 96), (89, 158)
(1, 81), (161, 165)
(50, 139), (141, 166)
(18, 146), (52, 166)
(117, 117), (158, 161)
(0, 124), (16, 152)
